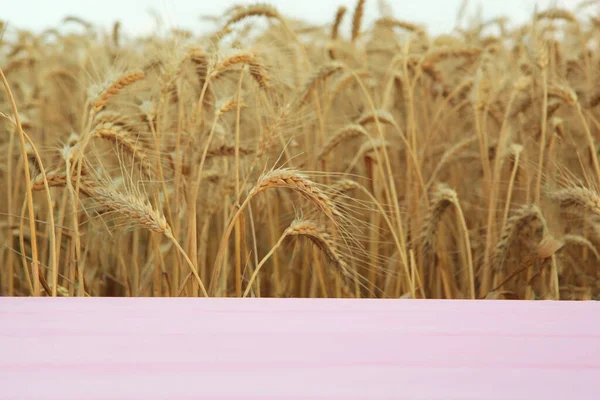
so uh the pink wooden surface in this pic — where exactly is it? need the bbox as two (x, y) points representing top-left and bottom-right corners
(1, 299), (599, 399)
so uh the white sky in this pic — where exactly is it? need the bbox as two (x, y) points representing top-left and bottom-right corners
(2, 0), (591, 37)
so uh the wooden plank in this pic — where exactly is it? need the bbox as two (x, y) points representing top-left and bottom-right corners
(1, 298), (598, 399)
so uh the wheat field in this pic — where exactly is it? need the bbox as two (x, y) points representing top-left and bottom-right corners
(1, 2), (599, 299)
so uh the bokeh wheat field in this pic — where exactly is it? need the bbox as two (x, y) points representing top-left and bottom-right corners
(1, 1), (599, 299)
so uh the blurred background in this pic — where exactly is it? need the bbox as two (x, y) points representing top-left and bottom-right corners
(3, 0), (588, 36)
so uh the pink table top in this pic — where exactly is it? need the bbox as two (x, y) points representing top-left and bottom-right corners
(1, 298), (599, 399)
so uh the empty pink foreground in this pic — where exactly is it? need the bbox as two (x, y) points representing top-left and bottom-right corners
(1, 298), (599, 400)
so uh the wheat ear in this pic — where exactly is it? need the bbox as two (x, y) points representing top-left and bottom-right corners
(536, 8), (577, 23)
(92, 185), (207, 296)
(493, 205), (545, 273)
(377, 17), (425, 36)
(351, 0), (365, 42)
(32, 172), (208, 296)
(223, 4), (300, 43)
(300, 62), (345, 104)
(225, 4), (282, 25)
(243, 219), (352, 297)
(329, 6), (347, 59)
(211, 169), (343, 294)
(553, 187), (600, 217)
(317, 124), (369, 161)
(427, 135), (478, 189)
(420, 184), (474, 297)
(345, 138), (391, 174)
(212, 51), (269, 89)
(421, 185), (455, 267)
(331, 6), (347, 40)
(563, 234), (600, 260)
(93, 71), (145, 114)
(187, 47), (209, 85)
(357, 109), (395, 126)
(92, 122), (154, 177)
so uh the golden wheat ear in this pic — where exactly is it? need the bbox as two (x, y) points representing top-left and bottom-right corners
(225, 4), (282, 26)
(331, 6), (347, 41)
(562, 234), (600, 260)
(211, 168), (347, 295)
(493, 205), (546, 274)
(317, 124), (369, 162)
(92, 122), (154, 178)
(420, 184), (457, 269)
(299, 62), (345, 105)
(376, 17), (425, 36)
(536, 8), (577, 23)
(92, 71), (145, 114)
(351, 0), (365, 42)
(244, 219), (355, 298)
(552, 187), (600, 218)
(212, 51), (270, 89)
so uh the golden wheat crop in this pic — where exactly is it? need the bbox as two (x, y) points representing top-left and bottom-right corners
(1, 2), (599, 300)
